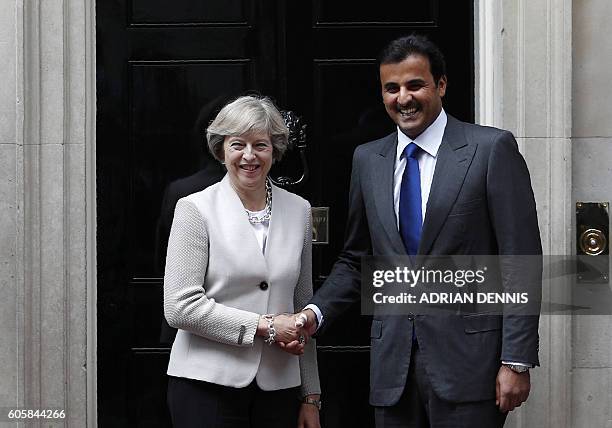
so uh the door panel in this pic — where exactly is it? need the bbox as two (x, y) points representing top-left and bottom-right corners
(313, 0), (435, 24)
(128, 60), (251, 277)
(97, 1), (473, 426)
(130, 0), (247, 25)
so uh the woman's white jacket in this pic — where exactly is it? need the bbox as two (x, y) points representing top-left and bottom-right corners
(164, 174), (320, 396)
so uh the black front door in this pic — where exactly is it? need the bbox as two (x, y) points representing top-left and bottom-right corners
(96, 1), (473, 426)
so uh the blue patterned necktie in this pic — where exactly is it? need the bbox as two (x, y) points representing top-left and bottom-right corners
(399, 143), (422, 255)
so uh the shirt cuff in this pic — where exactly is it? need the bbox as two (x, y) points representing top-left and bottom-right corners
(303, 304), (323, 332)
(502, 361), (534, 368)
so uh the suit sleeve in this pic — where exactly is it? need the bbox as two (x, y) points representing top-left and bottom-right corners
(163, 198), (260, 346)
(310, 146), (373, 334)
(294, 201), (321, 397)
(486, 131), (542, 366)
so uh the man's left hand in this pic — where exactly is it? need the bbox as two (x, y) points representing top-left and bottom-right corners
(495, 365), (530, 412)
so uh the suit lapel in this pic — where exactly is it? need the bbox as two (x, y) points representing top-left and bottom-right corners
(219, 175), (268, 273)
(372, 132), (406, 254)
(418, 116), (477, 254)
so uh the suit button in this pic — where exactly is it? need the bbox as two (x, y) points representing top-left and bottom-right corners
(407, 314), (415, 321)
(259, 281), (269, 290)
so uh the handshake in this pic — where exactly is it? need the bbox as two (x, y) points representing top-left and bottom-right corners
(256, 309), (318, 355)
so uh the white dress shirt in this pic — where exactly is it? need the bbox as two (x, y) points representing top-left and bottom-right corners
(245, 208), (269, 254)
(393, 109), (447, 229)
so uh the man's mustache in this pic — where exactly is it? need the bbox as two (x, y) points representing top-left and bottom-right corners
(396, 102), (420, 111)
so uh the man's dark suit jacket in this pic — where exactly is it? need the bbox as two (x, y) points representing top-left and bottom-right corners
(310, 115), (542, 406)
(156, 163), (225, 344)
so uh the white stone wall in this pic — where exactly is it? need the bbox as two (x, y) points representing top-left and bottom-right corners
(0, 0), (94, 426)
(0, 0), (19, 413)
(477, 0), (573, 426)
(479, 0), (612, 425)
(572, 1), (612, 427)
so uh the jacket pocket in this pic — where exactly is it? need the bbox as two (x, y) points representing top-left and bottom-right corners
(462, 313), (502, 333)
(448, 198), (484, 217)
(370, 319), (382, 339)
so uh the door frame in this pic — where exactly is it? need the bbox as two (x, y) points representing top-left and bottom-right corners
(86, 0), (98, 425)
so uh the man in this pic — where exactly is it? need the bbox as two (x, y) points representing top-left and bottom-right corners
(301, 35), (542, 427)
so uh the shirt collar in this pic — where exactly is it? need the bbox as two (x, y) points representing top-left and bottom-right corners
(396, 109), (447, 161)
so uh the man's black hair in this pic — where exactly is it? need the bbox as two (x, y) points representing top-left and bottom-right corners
(378, 34), (447, 85)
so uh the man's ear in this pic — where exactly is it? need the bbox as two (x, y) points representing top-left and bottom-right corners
(437, 75), (447, 97)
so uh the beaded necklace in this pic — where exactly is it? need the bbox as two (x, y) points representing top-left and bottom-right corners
(246, 180), (272, 224)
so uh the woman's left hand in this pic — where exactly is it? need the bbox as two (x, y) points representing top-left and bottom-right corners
(298, 402), (321, 428)
(276, 339), (305, 355)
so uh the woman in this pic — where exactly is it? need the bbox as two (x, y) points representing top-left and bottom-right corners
(164, 95), (321, 428)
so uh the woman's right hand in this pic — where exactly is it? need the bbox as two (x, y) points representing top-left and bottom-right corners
(272, 313), (301, 343)
(257, 314), (308, 355)
(275, 313), (307, 355)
